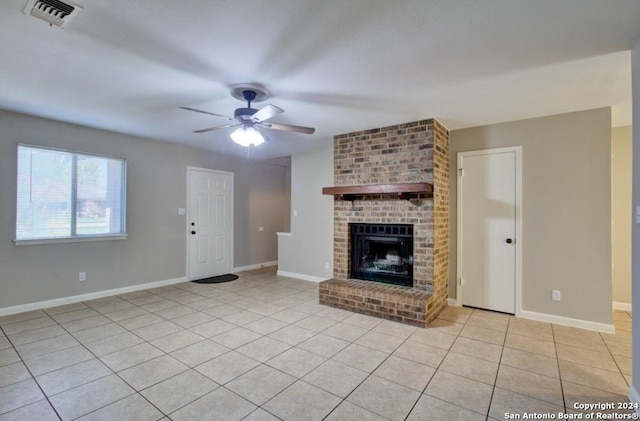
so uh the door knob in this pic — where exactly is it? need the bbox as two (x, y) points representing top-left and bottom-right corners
(191, 231), (196, 235)
(506, 238), (513, 244)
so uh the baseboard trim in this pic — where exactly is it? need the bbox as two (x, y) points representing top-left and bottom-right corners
(613, 301), (632, 312)
(276, 270), (328, 283)
(233, 261), (278, 273)
(519, 309), (615, 334)
(0, 276), (187, 317)
(629, 385), (640, 417)
(448, 298), (459, 306)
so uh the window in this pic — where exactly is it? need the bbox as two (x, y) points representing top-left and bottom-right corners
(15, 145), (126, 244)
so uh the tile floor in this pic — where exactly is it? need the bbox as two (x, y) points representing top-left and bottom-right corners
(0, 267), (634, 420)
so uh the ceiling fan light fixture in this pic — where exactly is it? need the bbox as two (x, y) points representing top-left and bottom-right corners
(230, 125), (265, 147)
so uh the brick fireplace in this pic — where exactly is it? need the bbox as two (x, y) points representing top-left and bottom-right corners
(319, 119), (449, 327)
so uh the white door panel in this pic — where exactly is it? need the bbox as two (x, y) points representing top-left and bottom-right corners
(459, 149), (518, 314)
(188, 168), (233, 279)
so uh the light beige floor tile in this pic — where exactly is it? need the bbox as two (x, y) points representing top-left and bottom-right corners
(126, 294), (165, 306)
(0, 362), (31, 388)
(408, 328), (457, 350)
(322, 322), (368, 342)
(85, 298), (133, 314)
(116, 313), (164, 330)
(153, 305), (196, 320)
(504, 331), (556, 357)
(604, 338), (632, 358)
(49, 374), (134, 421)
(118, 354), (188, 391)
(222, 310), (263, 326)
(170, 387), (256, 421)
(72, 322), (127, 344)
(184, 298), (222, 311)
(242, 408), (283, 421)
(243, 317), (288, 335)
(100, 342), (163, 372)
(426, 318), (464, 335)
(0, 348), (20, 368)
(0, 335), (10, 351)
(83, 332), (144, 357)
(436, 306), (473, 324)
(170, 340), (229, 367)
(556, 342), (619, 372)
(315, 306), (353, 321)
(249, 303), (287, 316)
(45, 303), (88, 316)
(331, 343), (388, 373)
(294, 315), (337, 332)
(171, 312), (215, 328)
(348, 375), (420, 420)
(76, 392), (164, 420)
(466, 314), (510, 332)
(102, 307), (150, 322)
(341, 313), (383, 330)
(407, 394), (485, 421)
(267, 347), (325, 378)
(460, 324), (506, 345)
(149, 330), (204, 353)
(267, 324), (316, 346)
(507, 320), (554, 342)
(270, 308), (309, 324)
(141, 369), (218, 414)
(373, 355), (435, 391)
(1, 317), (56, 335)
(298, 333), (350, 358)
(355, 330), (405, 353)
(0, 311), (48, 326)
(488, 387), (564, 420)
(132, 320), (182, 341)
(392, 340), (448, 367)
(203, 304), (243, 318)
(450, 337), (503, 363)
(0, 399), (59, 421)
(188, 319), (236, 338)
(7, 325), (67, 347)
(303, 360), (368, 398)
(500, 347), (559, 378)
(562, 380), (631, 411)
(324, 400), (388, 421)
(552, 325), (607, 352)
(211, 327), (261, 349)
(24, 345), (94, 376)
(496, 365), (563, 406)
(60, 315), (111, 333)
(51, 308), (100, 324)
(558, 360), (629, 395)
(236, 337), (291, 363)
(372, 320), (418, 339)
(440, 352), (499, 385)
(263, 380), (341, 421)
(140, 299), (180, 313)
(613, 354), (632, 375)
(35, 359), (112, 396)
(15, 334), (79, 360)
(0, 378), (45, 414)
(226, 364), (295, 406)
(613, 319), (631, 332)
(425, 370), (493, 415)
(195, 351), (260, 384)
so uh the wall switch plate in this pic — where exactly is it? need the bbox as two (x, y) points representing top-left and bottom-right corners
(178, 208), (186, 215)
(552, 290), (561, 301)
(79, 272), (86, 281)
(293, 210), (298, 217)
(259, 226), (264, 232)
(324, 262), (330, 269)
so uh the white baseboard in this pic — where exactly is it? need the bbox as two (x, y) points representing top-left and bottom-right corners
(233, 261), (278, 273)
(0, 276), (187, 317)
(448, 298), (459, 306)
(613, 301), (632, 312)
(276, 270), (328, 283)
(629, 385), (640, 417)
(519, 309), (615, 334)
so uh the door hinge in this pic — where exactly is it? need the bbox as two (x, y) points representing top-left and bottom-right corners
(458, 168), (464, 177)
(459, 277), (464, 286)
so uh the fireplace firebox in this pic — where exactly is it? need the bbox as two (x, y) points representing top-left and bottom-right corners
(350, 223), (413, 287)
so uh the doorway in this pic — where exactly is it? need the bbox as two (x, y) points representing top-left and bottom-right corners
(187, 167), (234, 280)
(457, 147), (521, 314)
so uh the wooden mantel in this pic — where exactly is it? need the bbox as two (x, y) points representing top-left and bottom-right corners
(322, 182), (433, 201)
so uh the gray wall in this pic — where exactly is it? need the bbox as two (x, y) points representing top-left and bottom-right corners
(449, 108), (612, 325)
(631, 39), (639, 407)
(278, 145), (334, 279)
(0, 110), (288, 310)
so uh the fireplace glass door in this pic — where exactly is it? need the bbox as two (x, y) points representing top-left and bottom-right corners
(350, 224), (413, 287)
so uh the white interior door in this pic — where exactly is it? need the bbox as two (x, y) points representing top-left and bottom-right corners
(188, 168), (233, 279)
(458, 148), (520, 314)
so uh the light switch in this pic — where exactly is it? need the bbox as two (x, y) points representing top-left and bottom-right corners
(259, 226), (264, 232)
(636, 206), (640, 224)
(178, 208), (186, 215)
(294, 210), (298, 217)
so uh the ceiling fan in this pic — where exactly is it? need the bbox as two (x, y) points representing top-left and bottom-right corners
(180, 84), (315, 147)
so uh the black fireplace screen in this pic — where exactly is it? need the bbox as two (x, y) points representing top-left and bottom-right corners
(350, 223), (413, 287)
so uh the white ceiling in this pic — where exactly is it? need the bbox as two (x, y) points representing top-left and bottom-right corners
(1, 0), (639, 160)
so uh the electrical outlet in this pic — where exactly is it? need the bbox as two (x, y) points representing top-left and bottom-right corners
(79, 272), (86, 282)
(552, 290), (561, 301)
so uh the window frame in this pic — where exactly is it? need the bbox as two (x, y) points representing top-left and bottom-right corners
(14, 144), (128, 246)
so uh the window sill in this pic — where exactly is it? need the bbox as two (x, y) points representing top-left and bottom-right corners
(13, 234), (128, 246)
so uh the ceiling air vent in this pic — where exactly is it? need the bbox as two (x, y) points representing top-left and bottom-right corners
(23, 0), (82, 28)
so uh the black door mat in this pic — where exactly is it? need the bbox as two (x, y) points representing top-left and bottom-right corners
(191, 274), (239, 284)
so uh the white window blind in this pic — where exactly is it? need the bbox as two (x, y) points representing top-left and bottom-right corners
(16, 145), (126, 242)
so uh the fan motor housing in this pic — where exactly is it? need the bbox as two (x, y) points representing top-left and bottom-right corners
(234, 107), (258, 120)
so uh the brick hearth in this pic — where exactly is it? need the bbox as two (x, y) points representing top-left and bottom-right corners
(320, 119), (449, 327)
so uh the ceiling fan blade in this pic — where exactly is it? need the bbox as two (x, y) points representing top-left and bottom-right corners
(194, 123), (240, 133)
(251, 104), (284, 122)
(260, 122), (315, 135)
(180, 106), (234, 120)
